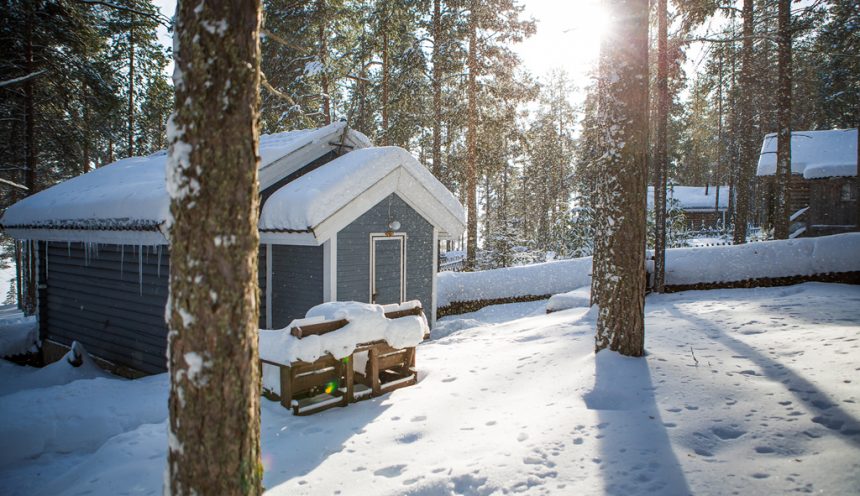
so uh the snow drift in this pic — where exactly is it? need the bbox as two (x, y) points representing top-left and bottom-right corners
(438, 233), (860, 310)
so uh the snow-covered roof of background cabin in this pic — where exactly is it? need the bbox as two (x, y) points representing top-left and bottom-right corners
(259, 147), (466, 242)
(646, 185), (728, 212)
(756, 128), (857, 179)
(0, 123), (370, 243)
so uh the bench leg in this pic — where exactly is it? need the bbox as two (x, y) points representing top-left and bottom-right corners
(279, 365), (292, 409)
(369, 346), (381, 396)
(345, 356), (354, 403)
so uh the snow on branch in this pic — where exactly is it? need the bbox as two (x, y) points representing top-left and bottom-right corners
(0, 70), (46, 89)
(0, 178), (28, 191)
(75, 0), (171, 27)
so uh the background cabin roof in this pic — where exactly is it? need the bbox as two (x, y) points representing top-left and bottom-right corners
(1, 123), (370, 242)
(646, 185), (729, 212)
(756, 128), (858, 179)
(259, 146), (466, 241)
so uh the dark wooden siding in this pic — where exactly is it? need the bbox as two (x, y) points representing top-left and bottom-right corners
(337, 194), (433, 316)
(42, 242), (170, 374)
(808, 177), (858, 235)
(270, 244), (324, 328)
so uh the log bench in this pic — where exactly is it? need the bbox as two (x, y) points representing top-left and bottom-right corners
(260, 306), (423, 416)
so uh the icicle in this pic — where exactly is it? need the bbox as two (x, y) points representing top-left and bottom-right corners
(138, 245), (143, 296)
(45, 242), (49, 280)
(67, 241), (71, 257)
(120, 244), (124, 279)
(157, 245), (162, 278)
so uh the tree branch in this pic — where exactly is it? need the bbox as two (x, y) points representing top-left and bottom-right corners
(75, 0), (171, 27)
(0, 70), (47, 89)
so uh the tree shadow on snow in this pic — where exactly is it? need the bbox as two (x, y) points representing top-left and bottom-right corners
(667, 304), (860, 448)
(585, 350), (693, 495)
(259, 395), (392, 490)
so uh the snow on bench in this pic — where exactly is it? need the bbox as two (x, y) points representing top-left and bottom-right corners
(259, 300), (428, 416)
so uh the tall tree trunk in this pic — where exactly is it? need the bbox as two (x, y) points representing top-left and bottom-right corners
(317, 0), (331, 125)
(733, 0), (755, 244)
(165, 0), (263, 493)
(774, 0), (792, 239)
(432, 0), (443, 178)
(593, 0), (649, 357)
(653, 0), (668, 293)
(23, 8), (37, 315)
(716, 49), (723, 216)
(465, 0), (478, 269)
(381, 7), (390, 145)
(128, 15), (135, 157)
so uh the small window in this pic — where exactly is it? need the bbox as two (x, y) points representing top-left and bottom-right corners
(841, 183), (856, 202)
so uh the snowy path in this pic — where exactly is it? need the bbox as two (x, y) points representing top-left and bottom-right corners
(1, 283), (859, 495)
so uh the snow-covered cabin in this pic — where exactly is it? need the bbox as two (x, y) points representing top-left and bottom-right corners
(0, 122), (466, 375)
(647, 185), (729, 230)
(757, 129), (857, 237)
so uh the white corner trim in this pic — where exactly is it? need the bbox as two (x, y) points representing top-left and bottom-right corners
(265, 244), (272, 329)
(431, 227), (438, 327)
(322, 238), (337, 302)
(330, 235), (337, 301)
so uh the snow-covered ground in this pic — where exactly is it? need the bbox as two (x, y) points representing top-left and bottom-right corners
(1, 282), (859, 495)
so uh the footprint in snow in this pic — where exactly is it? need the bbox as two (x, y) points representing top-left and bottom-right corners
(374, 465), (407, 478)
(712, 426), (746, 440)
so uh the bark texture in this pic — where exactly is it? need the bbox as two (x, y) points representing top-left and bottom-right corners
(165, 0), (263, 493)
(432, 0), (443, 178)
(733, 0), (755, 244)
(465, 0), (478, 270)
(592, 0), (649, 357)
(774, 0), (792, 239)
(653, 0), (668, 293)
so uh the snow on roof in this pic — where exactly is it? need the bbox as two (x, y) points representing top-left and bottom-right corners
(259, 147), (466, 241)
(646, 185), (728, 212)
(1, 123), (369, 241)
(756, 128), (857, 179)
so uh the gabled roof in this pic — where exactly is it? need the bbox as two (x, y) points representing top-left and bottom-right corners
(259, 147), (466, 242)
(1, 123), (370, 244)
(756, 129), (857, 179)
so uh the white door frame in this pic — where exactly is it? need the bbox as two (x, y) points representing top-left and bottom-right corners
(369, 233), (406, 304)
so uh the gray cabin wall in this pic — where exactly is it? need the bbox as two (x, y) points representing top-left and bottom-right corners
(337, 194), (434, 316)
(42, 242), (170, 374)
(269, 244), (324, 328)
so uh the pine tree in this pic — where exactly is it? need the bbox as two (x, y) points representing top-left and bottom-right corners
(165, 0), (263, 492)
(592, 0), (649, 357)
(773, 0), (792, 239)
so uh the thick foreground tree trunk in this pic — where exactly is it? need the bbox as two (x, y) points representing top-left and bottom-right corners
(774, 0), (792, 239)
(165, 0), (263, 494)
(592, 0), (649, 357)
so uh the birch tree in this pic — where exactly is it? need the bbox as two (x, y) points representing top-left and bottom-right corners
(592, 0), (649, 357)
(165, 0), (263, 493)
